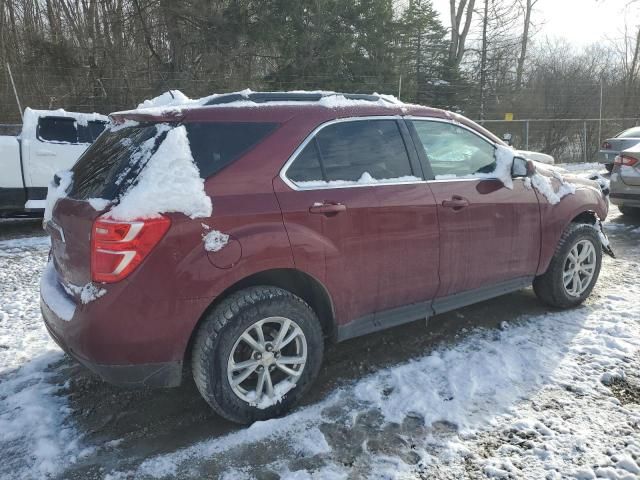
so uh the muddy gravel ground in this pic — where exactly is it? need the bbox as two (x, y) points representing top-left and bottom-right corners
(1, 177), (640, 479)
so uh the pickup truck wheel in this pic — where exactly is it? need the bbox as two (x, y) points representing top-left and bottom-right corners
(191, 286), (324, 424)
(533, 223), (602, 309)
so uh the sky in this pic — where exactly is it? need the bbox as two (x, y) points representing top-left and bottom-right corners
(430, 0), (640, 46)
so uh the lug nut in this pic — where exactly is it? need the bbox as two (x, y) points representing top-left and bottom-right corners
(254, 352), (262, 360)
(265, 344), (273, 352)
(257, 365), (264, 372)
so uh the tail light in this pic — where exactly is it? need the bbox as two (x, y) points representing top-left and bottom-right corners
(614, 154), (639, 167)
(602, 141), (612, 150)
(91, 215), (171, 283)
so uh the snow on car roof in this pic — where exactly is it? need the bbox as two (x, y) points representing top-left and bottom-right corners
(112, 89), (405, 118)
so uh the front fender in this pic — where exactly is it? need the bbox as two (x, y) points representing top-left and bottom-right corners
(537, 185), (608, 275)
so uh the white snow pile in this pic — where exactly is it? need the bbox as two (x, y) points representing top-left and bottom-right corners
(477, 144), (515, 189)
(525, 167), (577, 205)
(136, 90), (192, 110)
(87, 198), (111, 211)
(202, 228), (229, 252)
(43, 170), (73, 223)
(21, 107), (107, 140)
(295, 172), (421, 188)
(109, 125), (212, 220)
(61, 280), (106, 305)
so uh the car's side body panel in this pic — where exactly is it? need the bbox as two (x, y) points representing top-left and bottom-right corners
(428, 178), (541, 297)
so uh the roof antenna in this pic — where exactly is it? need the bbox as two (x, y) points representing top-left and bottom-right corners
(168, 90), (175, 100)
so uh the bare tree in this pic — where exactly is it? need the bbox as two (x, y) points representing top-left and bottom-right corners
(449, 0), (476, 68)
(515, 0), (539, 89)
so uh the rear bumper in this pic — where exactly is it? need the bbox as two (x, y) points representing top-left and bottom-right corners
(42, 298), (183, 387)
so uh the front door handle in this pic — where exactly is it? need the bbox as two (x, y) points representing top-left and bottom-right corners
(441, 196), (469, 210)
(309, 202), (347, 216)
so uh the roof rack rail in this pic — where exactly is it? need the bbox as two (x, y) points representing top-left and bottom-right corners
(203, 91), (392, 106)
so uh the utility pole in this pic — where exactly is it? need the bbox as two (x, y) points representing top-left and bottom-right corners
(6, 63), (23, 121)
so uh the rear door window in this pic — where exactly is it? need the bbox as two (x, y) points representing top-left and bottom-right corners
(37, 117), (78, 143)
(411, 120), (496, 177)
(286, 119), (415, 186)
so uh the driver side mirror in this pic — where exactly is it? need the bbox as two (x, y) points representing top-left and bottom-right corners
(512, 156), (536, 178)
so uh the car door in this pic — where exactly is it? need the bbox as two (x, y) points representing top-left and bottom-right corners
(408, 118), (541, 300)
(23, 116), (93, 190)
(274, 118), (439, 336)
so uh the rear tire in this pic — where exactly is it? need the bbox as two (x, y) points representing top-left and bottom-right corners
(533, 223), (602, 309)
(191, 286), (324, 424)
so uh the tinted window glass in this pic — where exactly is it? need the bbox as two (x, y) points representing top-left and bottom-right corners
(37, 117), (77, 143)
(70, 124), (166, 200)
(77, 120), (108, 143)
(618, 127), (640, 139)
(287, 141), (324, 182)
(313, 120), (413, 182)
(411, 121), (496, 177)
(185, 122), (277, 178)
(69, 122), (277, 200)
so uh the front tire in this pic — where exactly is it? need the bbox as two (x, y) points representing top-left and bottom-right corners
(191, 286), (324, 424)
(533, 223), (602, 308)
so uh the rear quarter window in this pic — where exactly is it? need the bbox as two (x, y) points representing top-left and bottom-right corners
(185, 122), (278, 178)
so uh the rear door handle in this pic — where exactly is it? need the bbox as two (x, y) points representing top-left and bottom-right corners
(309, 202), (347, 215)
(441, 196), (469, 210)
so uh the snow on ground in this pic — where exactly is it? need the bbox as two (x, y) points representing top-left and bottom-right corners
(0, 235), (90, 479)
(1, 163), (639, 480)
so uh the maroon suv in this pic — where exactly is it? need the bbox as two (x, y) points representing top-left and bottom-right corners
(41, 92), (609, 424)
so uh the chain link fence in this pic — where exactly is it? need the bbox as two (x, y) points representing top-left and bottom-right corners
(479, 118), (640, 164)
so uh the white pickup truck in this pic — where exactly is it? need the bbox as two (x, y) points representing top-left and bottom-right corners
(0, 108), (107, 216)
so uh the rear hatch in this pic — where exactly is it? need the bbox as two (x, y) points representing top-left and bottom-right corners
(48, 122), (170, 288)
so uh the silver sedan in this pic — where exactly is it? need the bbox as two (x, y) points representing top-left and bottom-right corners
(599, 126), (640, 172)
(610, 141), (640, 215)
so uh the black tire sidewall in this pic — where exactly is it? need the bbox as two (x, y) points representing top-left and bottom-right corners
(551, 226), (602, 307)
(200, 290), (323, 423)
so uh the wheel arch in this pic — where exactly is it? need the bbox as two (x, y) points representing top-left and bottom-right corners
(183, 268), (336, 367)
